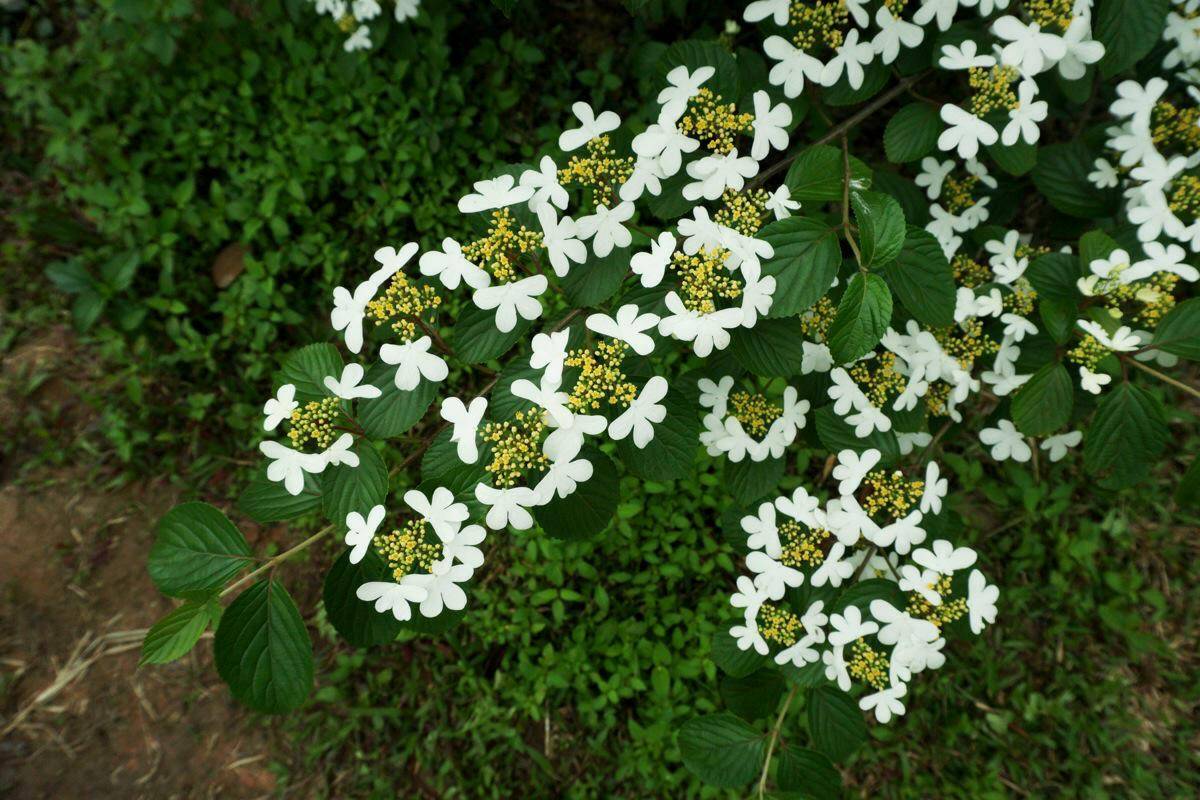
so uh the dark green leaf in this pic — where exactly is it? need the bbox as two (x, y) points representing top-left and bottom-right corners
(276, 343), (342, 403)
(140, 599), (216, 666)
(1031, 142), (1119, 219)
(677, 713), (766, 788)
(785, 145), (872, 203)
(452, 305), (533, 364)
(323, 549), (404, 648)
(1084, 382), (1168, 488)
(534, 446), (620, 539)
(730, 317), (808, 377)
(884, 102), (940, 164)
(883, 227), (955, 327)
(617, 385), (699, 480)
(237, 469), (322, 524)
(776, 745), (842, 800)
(560, 246), (629, 307)
(712, 628), (768, 678)
(1151, 298), (1200, 360)
(827, 273), (893, 364)
(720, 668), (786, 721)
(1011, 362), (1073, 436)
(727, 456), (786, 505)
(322, 444), (389, 532)
(807, 686), (868, 762)
(358, 362), (438, 439)
(759, 217), (842, 317)
(1094, 0), (1169, 78)
(851, 191), (906, 268)
(148, 502), (253, 598)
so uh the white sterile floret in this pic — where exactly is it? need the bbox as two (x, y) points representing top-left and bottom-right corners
(621, 156), (667, 202)
(530, 329), (570, 386)
(658, 293), (743, 356)
(938, 105), (998, 160)
(1057, 15), (1105, 79)
(979, 419), (1032, 462)
(738, 261), (776, 327)
(260, 440), (327, 495)
(872, 6), (924, 65)
(533, 455), (594, 504)
(766, 184), (801, 219)
(742, 501), (781, 557)
(860, 682), (908, 724)
(344, 504), (385, 564)
(684, 150), (759, 201)
(812, 542), (856, 587)
(913, 0), (961, 31)
(379, 335), (448, 391)
(1127, 241), (1199, 283)
(558, 101), (621, 152)
(474, 483), (540, 531)
(324, 363), (382, 400)
(577, 202), (634, 257)
(750, 91), (792, 161)
(440, 523), (486, 572)
(1040, 430), (1082, 462)
(344, 25), (371, 52)
(832, 448), (881, 495)
(745, 551), (803, 600)
(915, 156), (955, 199)
(472, 274), (548, 332)
(913, 539), (977, 576)
(439, 396), (487, 464)
(457, 174), (534, 214)
(586, 304), (660, 356)
(657, 65), (715, 125)
(1088, 158), (1120, 189)
(743, 0), (789, 25)
(631, 231), (677, 288)
(519, 156), (568, 212)
(698, 375), (735, 418)
(632, 123), (700, 177)
(536, 205), (588, 278)
(608, 376), (668, 448)
(991, 14), (1068, 75)
(419, 238), (491, 291)
(938, 40), (996, 71)
(332, 246), (413, 353)
(967, 569), (1000, 634)
(263, 384), (298, 431)
(403, 487), (468, 542)
(821, 29), (875, 89)
(511, 374), (572, 428)
(405, 559), (475, 618)
(1077, 320), (1141, 352)
(823, 645), (851, 690)
(1003, 80), (1048, 145)
(920, 461), (948, 514)
(762, 36), (825, 98)
(731, 617), (769, 655)
(324, 433), (359, 468)
(542, 412), (606, 462)
(356, 581), (427, 622)
(1079, 366), (1112, 395)
(394, 0), (420, 22)
(828, 605), (879, 647)
(1109, 78), (1167, 128)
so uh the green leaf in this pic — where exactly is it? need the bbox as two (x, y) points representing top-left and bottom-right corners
(851, 191), (906, 268)
(276, 343), (342, 403)
(421, 426), (490, 493)
(148, 503), (253, 598)
(884, 102), (940, 164)
(1151, 297), (1200, 360)
(711, 628), (768, 678)
(814, 406), (901, 464)
(1084, 382), (1168, 488)
(730, 317), (808, 377)
(758, 217), (842, 317)
(1031, 142), (1119, 219)
(560, 246), (629, 307)
(832, 578), (907, 614)
(882, 227), (955, 327)
(1079, 229), (1120, 267)
(1095, 0), (1169, 78)
(1026, 252), (1084, 305)
(358, 362), (438, 439)
(726, 456), (785, 505)
(237, 469), (322, 524)
(1176, 458), (1200, 510)
(823, 59), (890, 106)
(807, 686), (868, 762)
(452, 304), (533, 364)
(658, 40), (740, 102)
(776, 745), (842, 800)
(1011, 362), (1073, 436)
(323, 549), (404, 648)
(785, 144), (872, 203)
(677, 713), (766, 789)
(140, 599), (216, 666)
(534, 446), (619, 539)
(986, 137), (1038, 177)
(827, 273), (893, 364)
(214, 579), (314, 714)
(322, 444), (389, 532)
(617, 384), (699, 481)
(720, 669), (786, 722)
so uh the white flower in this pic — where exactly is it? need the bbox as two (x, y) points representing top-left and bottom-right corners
(1110, 78), (1167, 128)
(441, 523), (486, 571)
(821, 29), (875, 89)
(343, 24), (371, 52)
(731, 619), (769, 655)
(536, 205), (588, 278)
(1088, 158), (1119, 189)
(519, 156), (568, 212)
(872, 6), (924, 64)
(356, 581), (427, 622)
(938, 40), (996, 71)
(657, 65), (715, 125)
(746, 551), (804, 600)
(915, 156), (954, 199)
(833, 448), (881, 496)
(439, 396), (487, 464)
(1079, 366), (1112, 395)
(823, 645), (851, 691)
(1058, 16), (1105, 80)
(344, 504), (385, 564)
(750, 91), (792, 161)
(1127, 241), (1199, 283)
(530, 329), (569, 386)
(542, 412), (607, 462)
(698, 375), (735, 418)
(677, 206), (724, 253)
(351, 0), (380, 20)
(859, 682), (907, 724)
(577, 202), (634, 257)
(457, 174), (534, 213)
(913, 539), (977, 576)
(324, 433), (359, 468)
(979, 419), (1032, 462)
(324, 363), (382, 400)
(631, 231), (677, 288)
(512, 372), (572, 429)
(743, 0), (789, 25)
(742, 501), (781, 557)
(558, 101), (620, 152)
(473, 274), (548, 332)
(474, 483), (539, 531)
(379, 335), (448, 391)
(586, 304), (660, 356)
(913, 0), (960, 31)
(263, 384), (298, 431)
(331, 277), (382, 354)
(684, 149), (759, 201)
(938, 105), (998, 160)
(812, 542), (856, 587)
(1040, 430), (1082, 462)
(1077, 320), (1140, 352)
(897, 431), (932, 456)
(730, 573), (768, 619)
(631, 123), (699, 176)
(828, 605), (879, 647)
(992, 15), (1068, 75)
(766, 184), (801, 219)
(873, 600), (940, 647)
(1003, 80), (1048, 145)
(658, 293), (743, 356)
(877, 509), (926, 555)
(775, 634), (822, 667)
(260, 440), (326, 496)
(406, 559), (475, 618)
(533, 456), (594, 504)
(967, 569), (999, 634)
(920, 461), (948, 514)
(620, 155), (667, 202)
(738, 262), (776, 327)
(418, 237), (491, 291)
(608, 376), (668, 448)
(404, 487), (468, 542)
(394, 0), (420, 21)
(763, 35), (825, 98)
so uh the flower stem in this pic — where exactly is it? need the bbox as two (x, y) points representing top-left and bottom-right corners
(220, 525), (334, 598)
(757, 685), (799, 799)
(1124, 357), (1200, 399)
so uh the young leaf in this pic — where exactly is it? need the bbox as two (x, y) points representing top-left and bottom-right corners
(883, 226), (956, 327)
(1151, 297), (1200, 360)
(1084, 382), (1168, 487)
(884, 102), (940, 164)
(148, 503), (253, 598)
(677, 713), (766, 788)
(758, 217), (842, 317)
(214, 579), (314, 714)
(1094, 0), (1169, 78)
(140, 599), (216, 666)
(851, 191), (906, 268)
(534, 446), (619, 539)
(827, 273), (893, 364)
(807, 685), (868, 762)
(1011, 362), (1073, 436)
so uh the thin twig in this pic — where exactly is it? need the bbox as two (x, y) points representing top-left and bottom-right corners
(757, 686), (799, 799)
(220, 525), (334, 598)
(1124, 357), (1200, 399)
(841, 135), (863, 269)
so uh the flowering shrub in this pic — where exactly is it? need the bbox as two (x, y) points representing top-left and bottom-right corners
(142, 0), (1199, 794)
(307, 0), (422, 51)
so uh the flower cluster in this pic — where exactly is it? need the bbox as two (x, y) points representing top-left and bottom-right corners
(308, 0), (421, 52)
